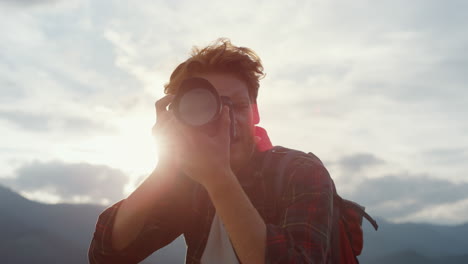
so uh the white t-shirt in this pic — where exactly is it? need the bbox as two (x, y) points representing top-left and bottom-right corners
(200, 212), (239, 264)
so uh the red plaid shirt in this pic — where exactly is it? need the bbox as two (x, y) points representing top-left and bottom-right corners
(89, 144), (335, 263)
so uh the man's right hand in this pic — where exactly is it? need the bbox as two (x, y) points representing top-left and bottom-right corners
(152, 94), (182, 173)
(150, 94), (195, 198)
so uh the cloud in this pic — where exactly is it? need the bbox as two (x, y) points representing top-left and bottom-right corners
(0, 111), (50, 131)
(329, 151), (468, 224)
(347, 173), (468, 222)
(423, 148), (468, 165)
(352, 55), (468, 107)
(2, 160), (129, 204)
(0, 0), (467, 226)
(337, 153), (385, 173)
(0, 0), (56, 6)
(0, 1), (143, 111)
(393, 198), (468, 225)
(0, 110), (115, 134)
(0, 80), (24, 102)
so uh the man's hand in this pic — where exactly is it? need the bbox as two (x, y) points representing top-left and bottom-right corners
(153, 95), (233, 187)
(152, 95), (182, 172)
(172, 105), (233, 187)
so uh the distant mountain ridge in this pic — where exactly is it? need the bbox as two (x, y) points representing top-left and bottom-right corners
(0, 185), (185, 264)
(1, 185), (467, 264)
(361, 217), (468, 260)
(358, 215), (468, 263)
(0, 185), (103, 263)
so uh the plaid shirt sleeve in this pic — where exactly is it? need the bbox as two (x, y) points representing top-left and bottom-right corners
(265, 157), (334, 264)
(88, 196), (190, 264)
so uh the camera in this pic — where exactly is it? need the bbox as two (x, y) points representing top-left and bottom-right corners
(169, 77), (237, 142)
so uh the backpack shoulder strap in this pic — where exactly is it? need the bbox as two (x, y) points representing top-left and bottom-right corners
(339, 196), (379, 231)
(262, 146), (315, 221)
(263, 146), (326, 199)
(271, 147), (302, 198)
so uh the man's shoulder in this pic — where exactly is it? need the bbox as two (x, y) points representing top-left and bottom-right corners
(267, 145), (334, 191)
(267, 145), (325, 168)
(263, 146), (335, 205)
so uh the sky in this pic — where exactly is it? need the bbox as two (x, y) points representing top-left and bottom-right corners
(0, 0), (467, 225)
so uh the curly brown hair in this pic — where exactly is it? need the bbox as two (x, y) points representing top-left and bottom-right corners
(164, 38), (265, 102)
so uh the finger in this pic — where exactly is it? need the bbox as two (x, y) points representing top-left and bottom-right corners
(211, 106), (231, 144)
(153, 95), (176, 135)
(221, 106), (231, 135)
(155, 94), (175, 116)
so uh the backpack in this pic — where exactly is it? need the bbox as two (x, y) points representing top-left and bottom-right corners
(262, 146), (378, 263)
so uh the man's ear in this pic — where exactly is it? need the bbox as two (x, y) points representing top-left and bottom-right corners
(252, 102), (260, 125)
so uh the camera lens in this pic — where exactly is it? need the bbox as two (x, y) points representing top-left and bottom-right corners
(172, 77), (236, 141)
(173, 77), (222, 127)
(178, 88), (218, 126)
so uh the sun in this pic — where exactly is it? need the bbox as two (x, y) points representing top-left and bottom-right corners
(81, 111), (161, 195)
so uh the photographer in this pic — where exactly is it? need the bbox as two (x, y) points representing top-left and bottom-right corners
(88, 39), (335, 264)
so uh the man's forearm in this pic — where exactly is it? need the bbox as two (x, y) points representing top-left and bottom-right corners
(111, 166), (180, 251)
(205, 170), (266, 264)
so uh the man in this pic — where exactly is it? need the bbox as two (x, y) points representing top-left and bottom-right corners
(88, 39), (335, 263)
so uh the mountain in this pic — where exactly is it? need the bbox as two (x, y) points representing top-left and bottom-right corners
(1, 185), (467, 263)
(0, 185), (185, 264)
(362, 250), (468, 264)
(359, 218), (468, 263)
